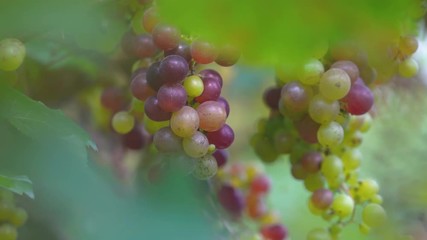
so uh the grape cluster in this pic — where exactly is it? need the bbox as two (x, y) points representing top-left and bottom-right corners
(215, 162), (288, 240)
(0, 38), (26, 72)
(0, 190), (28, 240)
(100, 0), (239, 180)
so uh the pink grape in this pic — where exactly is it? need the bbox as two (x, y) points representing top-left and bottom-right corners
(295, 115), (320, 144)
(341, 83), (374, 115)
(264, 87), (282, 110)
(165, 42), (192, 62)
(311, 189), (334, 210)
(250, 175), (271, 195)
(194, 77), (222, 103)
(152, 24), (181, 51)
(301, 151), (323, 173)
(153, 127), (182, 153)
(216, 97), (230, 117)
(197, 101), (227, 132)
(260, 224), (288, 240)
(199, 69), (223, 87)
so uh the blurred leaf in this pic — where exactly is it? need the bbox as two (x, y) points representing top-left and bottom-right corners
(0, 175), (33, 199)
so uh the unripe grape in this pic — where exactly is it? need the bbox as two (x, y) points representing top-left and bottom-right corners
(280, 81), (312, 113)
(0, 38), (26, 71)
(331, 60), (359, 84)
(10, 208), (27, 227)
(193, 154), (218, 180)
(170, 106), (199, 137)
(291, 163), (308, 180)
(299, 59), (324, 85)
(370, 194), (383, 204)
(399, 36), (418, 56)
(311, 189), (334, 210)
(321, 155), (343, 180)
(191, 40), (218, 64)
(112, 111), (135, 134)
(319, 68), (351, 100)
(398, 58), (418, 78)
(357, 179), (379, 201)
(0, 224), (17, 240)
(143, 115), (169, 134)
(215, 44), (241, 67)
(153, 127), (182, 153)
(362, 203), (387, 228)
(304, 173), (325, 192)
(183, 75), (204, 97)
(331, 194), (354, 218)
(308, 95), (340, 124)
(182, 131), (209, 158)
(359, 223), (370, 235)
(317, 121), (344, 147)
(308, 199), (323, 215)
(342, 148), (362, 170)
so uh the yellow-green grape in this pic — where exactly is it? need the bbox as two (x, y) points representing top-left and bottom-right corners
(322, 211), (335, 221)
(183, 75), (204, 97)
(319, 68), (351, 101)
(321, 155), (344, 180)
(343, 130), (363, 148)
(312, 39), (329, 59)
(207, 144), (216, 154)
(0, 38), (26, 71)
(335, 111), (350, 126)
(359, 115), (372, 133)
(250, 133), (263, 147)
(357, 179), (379, 201)
(182, 131), (209, 158)
(308, 95), (340, 124)
(143, 115), (169, 134)
(307, 228), (331, 240)
(317, 121), (344, 147)
(308, 199), (323, 215)
(329, 223), (343, 237)
(359, 223), (371, 235)
(112, 111), (135, 134)
(0, 224), (17, 240)
(398, 58), (418, 78)
(170, 106), (199, 137)
(331, 194), (354, 218)
(346, 171), (359, 186)
(370, 194), (383, 204)
(275, 65), (297, 85)
(304, 173), (325, 192)
(299, 59), (324, 85)
(342, 148), (362, 170)
(327, 174), (344, 190)
(0, 203), (14, 221)
(399, 36), (418, 56)
(192, 155), (218, 180)
(362, 203), (387, 228)
(10, 208), (27, 227)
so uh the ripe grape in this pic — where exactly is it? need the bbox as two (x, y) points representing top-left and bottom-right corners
(183, 75), (204, 97)
(295, 115), (320, 144)
(199, 69), (223, 87)
(321, 155), (343, 180)
(362, 203), (386, 228)
(146, 61), (164, 91)
(263, 87), (282, 110)
(299, 59), (324, 85)
(308, 94), (340, 124)
(250, 175), (271, 195)
(157, 83), (187, 112)
(191, 40), (218, 64)
(133, 34), (159, 58)
(152, 24), (181, 51)
(101, 87), (127, 112)
(217, 184), (245, 215)
(182, 131), (209, 158)
(307, 228), (331, 240)
(197, 101), (227, 132)
(122, 126), (147, 150)
(398, 58), (418, 78)
(194, 77), (222, 103)
(212, 149), (228, 168)
(304, 173), (325, 192)
(144, 96), (172, 121)
(193, 154), (218, 179)
(317, 121), (344, 147)
(301, 151), (323, 173)
(311, 189), (333, 210)
(205, 124), (234, 149)
(260, 224), (288, 240)
(164, 42), (192, 62)
(341, 83), (374, 115)
(142, 7), (159, 33)
(215, 44), (241, 67)
(0, 224), (17, 240)
(112, 111), (135, 134)
(131, 70), (156, 101)
(331, 194), (354, 218)
(291, 163), (308, 180)
(158, 55), (189, 84)
(0, 38), (26, 71)
(330, 60), (359, 84)
(170, 106), (199, 137)
(216, 97), (230, 117)
(319, 68), (351, 100)
(153, 127), (182, 153)
(280, 81), (312, 113)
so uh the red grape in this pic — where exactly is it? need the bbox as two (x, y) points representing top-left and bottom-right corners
(260, 224), (288, 240)
(300, 151), (323, 173)
(341, 83), (374, 115)
(191, 40), (218, 64)
(217, 184), (245, 216)
(152, 24), (181, 51)
(205, 124), (234, 149)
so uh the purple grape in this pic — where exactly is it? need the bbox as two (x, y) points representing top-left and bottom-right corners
(199, 69), (223, 87)
(280, 81), (311, 113)
(263, 87), (281, 110)
(152, 24), (181, 51)
(311, 189), (334, 210)
(153, 127), (182, 153)
(194, 78), (221, 103)
(217, 184), (246, 216)
(295, 115), (319, 144)
(100, 87), (126, 113)
(158, 55), (189, 84)
(341, 83), (374, 115)
(300, 151), (323, 173)
(157, 84), (187, 112)
(146, 62), (164, 91)
(261, 224), (288, 240)
(165, 42), (192, 62)
(134, 34), (159, 58)
(205, 124), (234, 149)
(212, 149), (228, 168)
(122, 126), (147, 150)
(216, 97), (230, 117)
(131, 69), (156, 101)
(144, 96), (172, 121)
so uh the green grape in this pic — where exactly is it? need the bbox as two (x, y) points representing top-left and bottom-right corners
(342, 148), (362, 170)
(399, 36), (418, 56)
(182, 131), (209, 158)
(131, 10), (145, 34)
(346, 171), (359, 186)
(359, 223), (370, 235)
(299, 59), (324, 85)
(343, 130), (363, 148)
(317, 122), (344, 147)
(329, 223), (343, 237)
(131, 98), (145, 113)
(362, 203), (386, 228)
(0, 203), (14, 221)
(319, 68), (351, 101)
(326, 174), (344, 190)
(308, 199), (323, 215)
(304, 173), (325, 192)
(10, 208), (27, 227)
(112, 111), (135, 134)
(0, 224), (17, 240)
(321, 211), (335, 221)
(321, 155), (343, 180)
(183, 75), (204, 97)
(192, 155), (218, 180)
(308, 95), (340, 124)
(307, 228), (331, 240)
(357, 179), (379, 201)
(370, 194), (383, 204)
(398, 58), (418, 78)
(250, 133), (264, 147)
(143, 115), (169, 134)
(0, 38), (26, 71)
(254, 138), (279, 163)
(331, 194), (354, 218)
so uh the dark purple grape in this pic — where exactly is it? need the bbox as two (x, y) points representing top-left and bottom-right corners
(144, 96), (172, 121)
(146, 62), (164, 91)
(122, 126), (147, 150)
(157, 84), (187, 112)
(134, 34), (159, 58)
(217, 184), (245, 216)
(153, 127), (182, 153)
(165, 42), (192, 62)
(194, 78), (221, 103)
(300, 151), (323, 173)
(263, 87), (282, 110)
(131, 70), (156, 101)
(205, 124), (234, 149)
(295, 115), (319, 144)
(215, 44), (240, 67)
(199, 69), (223, 87)
(311, 189), (334, 210)
(152, 24), (181, 51)
(341, 83), (374, 115)
(100, 87), (126, 112)
(216, 97), (230, 117)
(212, 149), (228, 168)
(158, 55), (189, 84)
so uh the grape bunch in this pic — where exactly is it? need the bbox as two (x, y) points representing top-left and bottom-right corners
(0, 190), (28, 240)
(99, 0), (239, 180)
(0, 38), (26, 72)
(215, 162), (288, 240)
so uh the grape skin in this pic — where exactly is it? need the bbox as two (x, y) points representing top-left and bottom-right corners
(0, 38), (26, 71)
(193, 154), (218, 180)
(170, 106), (199, 138)
(182, 131), (209, 158)
(319, 68), (351, 101)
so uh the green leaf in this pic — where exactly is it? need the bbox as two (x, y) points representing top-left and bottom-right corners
(0, 175), (33, 199)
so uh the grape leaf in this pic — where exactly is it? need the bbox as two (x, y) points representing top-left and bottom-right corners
(0, 175), (34, 199)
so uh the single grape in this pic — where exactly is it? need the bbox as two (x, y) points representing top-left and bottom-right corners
(263, 87), (282, 110)
(362, 203), (386, 228)
(254, 138), (279, 163)
(317, 121), (344, 147)
(308, 94), (340, 124)
(307, 228), (331, 240)
(182, 131), (209, 158)
(144, 96), (172, 121)
(291, 163), (308, 180)
(212, 149), (228, 168)
(399, 36), (418, 56)
(304, 173), (325, 192)
(215, 44), (241, 66)
(370, 194), (383, 204)
(205, 124), (234, 149)
(216, 97), (230, 117)
(331, 60), (359, 84)
(295, 115), (320, 144)
(100, 87), (127, 112)
(152, 24), (181, 51)
(321, 155), (343, 180)
(170, 106), (199, 137)
(157, 83), (187, 112)
(193, 154), (218, 179)
(299, 59), (324, 85)
(260, 224), (288, 240)
(112, 111), (135, 134)
(0, 38), (26, 71)
(146, 61), (164, 91)
(199, 69), (223, 87)
(359, 223), (370, 235)
(398, 58), (418, 78)
(122, 126), (147, 150)
(311, 189), (334, 210)
(191, 40), (218, 64)
(183, 75), (204, 97)
(10, 208), (27, 227)
(280, 81), (312, 113)
(301, 151), (323, 173)
(341, 83), (374, 115)
(342, 148), (362, 170)
(250, 174), (271, 195)
(142, 7), (159, 33)
(197, 101), (227, 132)
(217, 184), (245, 216)
(331, 194), (354, 218)
(194, 77), (222, 103)
(131, 70), (156, 101)
(273, 129), (294, 154)
(0, 224), (17, 240)
(319, 68), (351, 100)
(133, 34), (159, 58)
(158, 55), (189, 84)
(357, 179), (379, 201)
(164, 42), (192, 62)
(153, 127), (182, 153)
